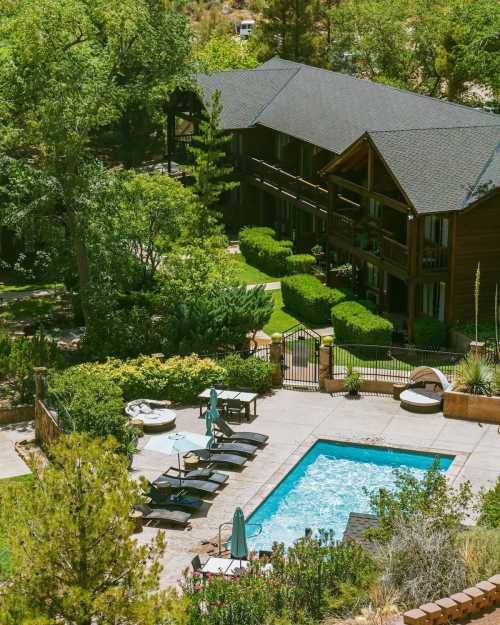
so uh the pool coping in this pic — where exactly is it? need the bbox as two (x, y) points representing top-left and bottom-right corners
(242, 434), (469, 521)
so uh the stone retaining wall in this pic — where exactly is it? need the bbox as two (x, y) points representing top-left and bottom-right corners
(403, 574), (500, 624)
(0, 404), (35, 425)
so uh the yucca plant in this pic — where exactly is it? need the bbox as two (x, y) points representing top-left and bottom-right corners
(493, 366), (500, 397)
(457, 353), (494, 396)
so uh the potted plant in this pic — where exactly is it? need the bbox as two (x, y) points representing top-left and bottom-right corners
(311, 244), (324, 258)
(344, 365), (362, 397)
(121, 426), (140, 469)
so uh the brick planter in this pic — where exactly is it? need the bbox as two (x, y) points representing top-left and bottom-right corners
(443, 389), (500, 424)
(0, 404), (35, 425)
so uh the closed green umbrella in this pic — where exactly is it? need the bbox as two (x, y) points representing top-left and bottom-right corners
(205, 386), (218, 445)
(230, 507), (248, 561)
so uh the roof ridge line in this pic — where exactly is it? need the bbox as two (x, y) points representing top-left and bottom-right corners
(368, 124), (500, 135)
(248, 67), (302, 126)
(461, 138), (500, 208)
(264, 58), (500, 120)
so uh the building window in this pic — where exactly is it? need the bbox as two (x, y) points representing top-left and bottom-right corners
(368, 198), (382, 220)
(424, 216), (448, 246)
(366, 262), (379, 288)
(422, 281), (446, 321)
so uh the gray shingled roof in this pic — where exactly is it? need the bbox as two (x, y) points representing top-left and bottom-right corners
(195, 58), (500, 213)
(196, 68), (298, 130)
(369, 126), (500, 213)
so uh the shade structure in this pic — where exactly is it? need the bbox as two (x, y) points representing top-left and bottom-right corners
(408, 366), (450, 390)
(144, 431), (212, 487)
(230, 507), (248, 560)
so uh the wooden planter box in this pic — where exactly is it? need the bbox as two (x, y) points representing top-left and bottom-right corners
(443, 389), (500, 424)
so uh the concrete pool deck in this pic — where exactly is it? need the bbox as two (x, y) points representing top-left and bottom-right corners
(131, 389), (500, 588)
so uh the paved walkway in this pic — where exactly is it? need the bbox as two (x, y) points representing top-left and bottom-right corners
(0, 287), (62, 303)
(0, 423), (34, 479)
(131, 390), (500, 588)
(247, 281), (281, 291)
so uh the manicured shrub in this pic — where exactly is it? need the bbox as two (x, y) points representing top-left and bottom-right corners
(99, 355), (225, 404)
(239, 227), (293, 276)
(220, 354), (273, 394)
(285, 253), (316, 275)
(414, 316), (447, 348)
(332, 300), (393, 345)
(282, 274), (350, 325)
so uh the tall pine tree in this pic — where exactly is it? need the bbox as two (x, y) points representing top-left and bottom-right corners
(187, 90), (238, 241)
(254, 0), (321, 64)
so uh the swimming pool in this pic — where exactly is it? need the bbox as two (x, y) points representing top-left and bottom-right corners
(246, 440), (454, 551)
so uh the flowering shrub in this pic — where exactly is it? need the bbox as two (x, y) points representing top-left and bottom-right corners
(182, 534), (379, 624)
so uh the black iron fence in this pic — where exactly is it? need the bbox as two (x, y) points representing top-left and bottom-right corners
(485, 338), (500, 364)
(331, 343), (465, 383)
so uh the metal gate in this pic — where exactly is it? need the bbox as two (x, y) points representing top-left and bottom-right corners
(281, 324), (321, 389)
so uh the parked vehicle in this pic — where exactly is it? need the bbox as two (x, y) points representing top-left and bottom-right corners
(239, 19), (255, 39)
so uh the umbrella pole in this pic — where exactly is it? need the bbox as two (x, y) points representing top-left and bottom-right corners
(178, 452), (182, 488)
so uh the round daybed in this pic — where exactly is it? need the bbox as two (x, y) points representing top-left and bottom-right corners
(125, 399), (176, 433)
(400, 367), (451, 414)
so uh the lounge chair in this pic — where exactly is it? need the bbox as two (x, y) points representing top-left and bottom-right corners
(145, 487), (203, 512)
(164, 466), (229, 485)
(152, 475), (220, 495)
(400, 366), (451, 413)
(185, 449), (247, 468)
(214, 415), (269, 446)
(207, 441), (258, 457)
(135, 503), (191, 527)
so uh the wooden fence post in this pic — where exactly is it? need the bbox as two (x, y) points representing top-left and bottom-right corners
(33, 367), (48, 442)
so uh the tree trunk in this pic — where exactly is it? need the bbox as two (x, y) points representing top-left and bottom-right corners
(66, 207), (91, 326)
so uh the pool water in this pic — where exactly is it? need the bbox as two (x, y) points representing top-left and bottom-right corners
(246, 441), (454, 552)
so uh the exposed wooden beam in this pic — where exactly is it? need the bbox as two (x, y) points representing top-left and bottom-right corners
(329, 175), (410, 213)
(367, 145), (374, 192)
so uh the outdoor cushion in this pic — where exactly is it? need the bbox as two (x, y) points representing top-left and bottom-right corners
(400, 388), (442, 409)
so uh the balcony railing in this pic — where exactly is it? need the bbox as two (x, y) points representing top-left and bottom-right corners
(382, 236), (409, 267)
(246, 157), (328, 211)
(330, 210), (355, 244)
(421, 244), (448, 271)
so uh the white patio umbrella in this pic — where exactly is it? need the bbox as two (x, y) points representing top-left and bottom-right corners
(144, 431), (211, 487)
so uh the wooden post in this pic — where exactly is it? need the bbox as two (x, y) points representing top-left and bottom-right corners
(407, 215), (419, 342)
(270, 333), (283, 387)
(367, 144), (374, 192)
(33, 367), (48, 442)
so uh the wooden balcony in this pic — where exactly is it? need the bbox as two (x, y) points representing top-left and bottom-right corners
(329, 212), (409, 270)
(421, 244), (449, 271)
(245, 157), (328, 213)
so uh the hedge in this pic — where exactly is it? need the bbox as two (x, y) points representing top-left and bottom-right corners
(413, 316), (447, 349)
(239, 227), (293, 276)
(285, 254), (316, 275)
(220, 354), (273, 394)
(282, 274), (350, 325)
(331, 301), (393, 345)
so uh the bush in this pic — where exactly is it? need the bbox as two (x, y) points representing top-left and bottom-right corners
(98, 354), (225, 404)
(332, 301), (393, 345)
(414, 316), (447, 348)
(49, 366), (129, 447)
(285, 253), (316, 275)
(239, 227), (293, 276)
(478, 477), (500, 528)
(456, 353), (494, 395)
(282, 274), (350, 324)
(220, 354), (273, 394)
(183, 534), (378, 624)
(380, 513), (466, 607)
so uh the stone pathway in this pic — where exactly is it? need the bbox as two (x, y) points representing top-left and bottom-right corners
(0, 422), (34, 479)
(247, 281), (281, 291)
(0, 287), (62, 303)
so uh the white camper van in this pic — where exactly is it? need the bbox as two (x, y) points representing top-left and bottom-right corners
(239, 19), (255, 39)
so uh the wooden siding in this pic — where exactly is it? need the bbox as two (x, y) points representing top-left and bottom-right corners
(452, 194), (500, 323)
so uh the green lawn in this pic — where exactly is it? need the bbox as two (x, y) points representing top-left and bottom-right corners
(0, 296), (59, 320)
(231, 254), (282, 285)
(0, 281), (63, 294)
(263, 290), (303, 335)
(0, 474), (32, 580)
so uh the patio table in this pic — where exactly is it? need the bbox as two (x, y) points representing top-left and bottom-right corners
(197, 389), (258, 421)
(200, 557), (233, 575)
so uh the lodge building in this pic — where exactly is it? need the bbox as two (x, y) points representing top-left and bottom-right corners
(170, 58), (500, 339)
